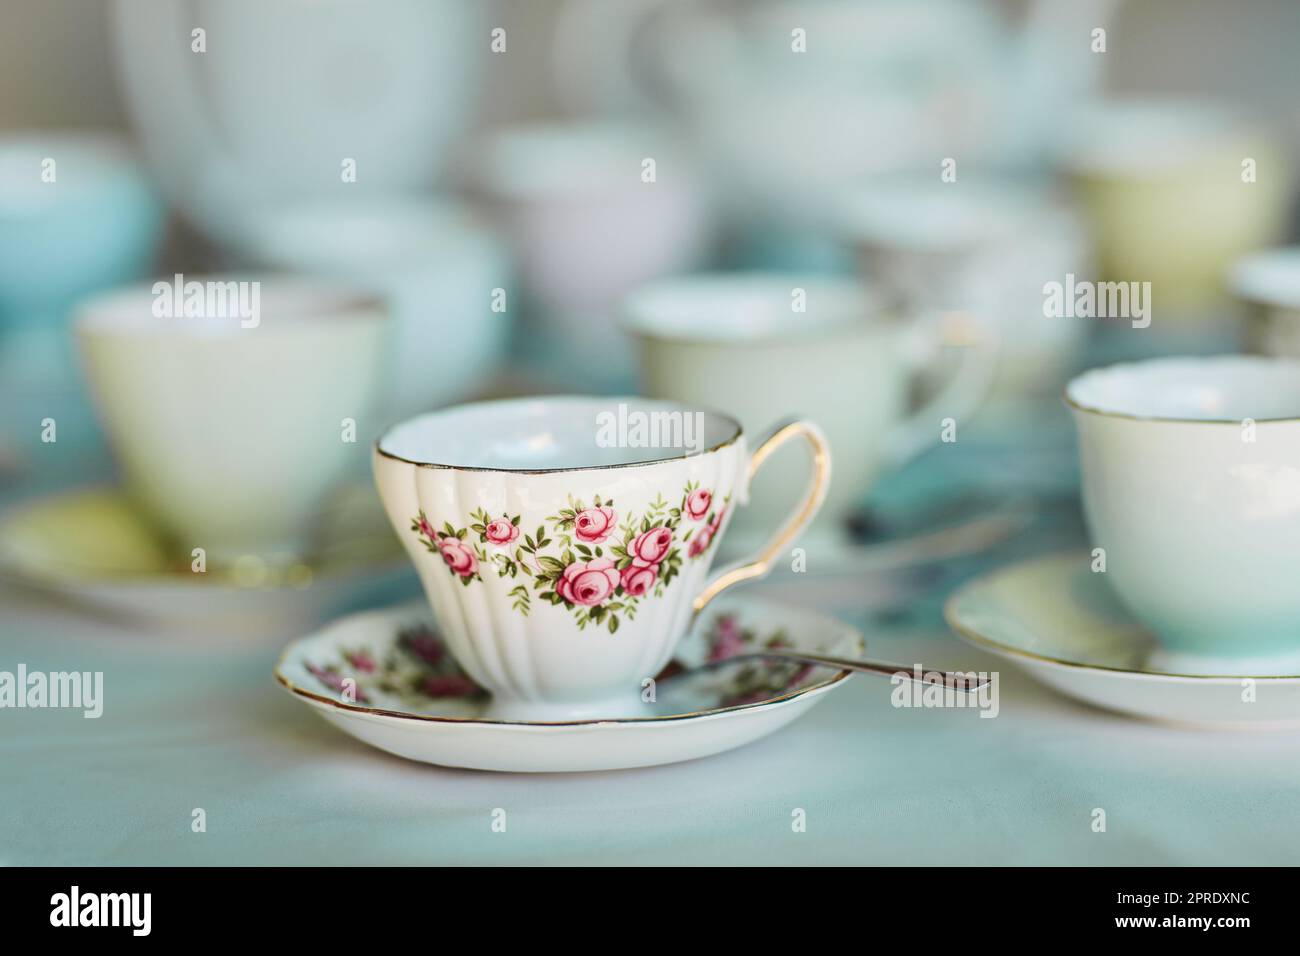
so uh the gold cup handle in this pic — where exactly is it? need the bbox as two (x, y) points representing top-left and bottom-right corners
(692, 419), (832, 614)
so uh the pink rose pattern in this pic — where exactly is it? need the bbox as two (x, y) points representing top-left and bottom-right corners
(484, 517), (520, 546)
(303, 616), (821, 712)
(687, 504), (727, 558)
(705, 615), (818, 709)
(685, 488), (712, 520)
(409, 483), (730, 633)
(304, 623), (486, 709)
(305, 661), (371, 703)
(619, 560), (658, 597)
(630, 526), (673, 563)
(556, 557), (621, 606)
(573, 505), (616, 543)
(437, 536), (478, 578)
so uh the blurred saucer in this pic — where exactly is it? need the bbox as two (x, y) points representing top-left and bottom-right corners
(946, 552), (1300, 728)
(275, 594), (862, 773)
(720, 489), (1032, 577)
(0, 484), (411, 637)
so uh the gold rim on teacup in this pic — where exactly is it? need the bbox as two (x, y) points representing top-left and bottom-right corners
(374, 395), (744, 473)
(1063, 355), (1300, 426)
(621, 272), (903, 348)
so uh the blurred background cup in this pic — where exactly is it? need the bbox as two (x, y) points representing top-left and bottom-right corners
(110, 0), (486, 250)
(76, 276), (388, 566)
(624, 272), (995, 550)
(240, 198), (513, 420)
(837, 174), (1090, 406)
(1059, 97), (1292, 324)
(468, 119), (715, 390)
(0, 131), (164, 389)
(1231, 246), (1300, 357)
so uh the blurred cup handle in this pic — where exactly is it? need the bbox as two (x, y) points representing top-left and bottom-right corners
(884, 311), (999, 469)
(693, 420), (831, 614)
(551, 0), (739, 112)
(552, 0), (671, 113)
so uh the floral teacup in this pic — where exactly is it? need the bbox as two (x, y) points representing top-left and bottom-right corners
(373, 396), (829, 721)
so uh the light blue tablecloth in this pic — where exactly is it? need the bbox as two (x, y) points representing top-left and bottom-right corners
(5, 573), (1300, 866)
(4, 426), (1299, 867)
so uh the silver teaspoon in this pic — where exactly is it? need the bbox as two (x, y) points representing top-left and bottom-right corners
(687, 651), (991, 691)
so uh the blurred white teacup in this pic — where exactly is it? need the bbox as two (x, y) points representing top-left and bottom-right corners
(0, 132), (165, 387)
(468, 120), (715, 388)
(241, 197), (512, 419)
(112, 0), (487, 247)
(624, 272), (994, 549)
(1068, 356), (1300, 663)
(838, 175), (1089, 401)
(1231, 247), (1300, 358)
(77, 275), (387, 565)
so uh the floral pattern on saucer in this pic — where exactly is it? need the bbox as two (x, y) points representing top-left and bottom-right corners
(303, 624), (486, 711)
(409, 481), (729, 633)
(709, 618), (817, 707)
(301, 612), (821, 716)
(277, 595), (863, 770)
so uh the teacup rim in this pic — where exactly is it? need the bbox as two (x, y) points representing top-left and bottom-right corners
(621, 271), (899, 346)
(833, 175), (1058, 253)
(470, 118), (692, 200)
(374, 395), (744, 473)
(74, 273), (388, 335)
(240, 197), (503, 270)
(1055, 95), (1263, 179)
(1064, 354), (1300, 425)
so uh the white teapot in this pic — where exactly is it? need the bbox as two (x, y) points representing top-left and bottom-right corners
(554, 0), (1123, 227)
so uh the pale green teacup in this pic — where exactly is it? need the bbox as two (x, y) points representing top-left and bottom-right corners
(1060, 98), (1290, 319)
(77, 275), (388, 566)
(1068, 355), (1300, 661)
(624, 272), (994, 549)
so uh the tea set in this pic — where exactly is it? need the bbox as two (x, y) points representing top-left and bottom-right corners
(6, 37), (1300, 772)
(6, 240), (1300, 769)
(271, 324), (1300, 770)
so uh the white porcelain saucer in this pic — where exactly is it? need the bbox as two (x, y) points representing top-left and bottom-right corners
(275, 595), (864, 772)
(0, 485), (411, 637)
(946, 552), (1300, 728)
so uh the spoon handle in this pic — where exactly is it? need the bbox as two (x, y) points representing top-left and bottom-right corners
(732, 651), (991, 691)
